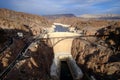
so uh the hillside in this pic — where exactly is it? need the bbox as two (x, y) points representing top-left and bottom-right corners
(0, 8), (51, 36)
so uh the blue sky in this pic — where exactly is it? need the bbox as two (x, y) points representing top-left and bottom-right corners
(0, 0), (120, 16)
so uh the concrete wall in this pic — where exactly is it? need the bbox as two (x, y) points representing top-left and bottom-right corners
(47, 32), (83, 80)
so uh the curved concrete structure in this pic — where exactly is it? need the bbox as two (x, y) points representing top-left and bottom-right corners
(46, 32), (83, 80)
(36, 31), (83, 79)
(46, 32), (80, 55)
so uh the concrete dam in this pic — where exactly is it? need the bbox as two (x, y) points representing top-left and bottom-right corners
(43, 24), (83, 80)
(49, 32), (83, 80)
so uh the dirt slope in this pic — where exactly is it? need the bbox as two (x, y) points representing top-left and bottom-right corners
(0, 8), (51, 36)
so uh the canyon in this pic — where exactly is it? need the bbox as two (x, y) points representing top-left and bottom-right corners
(0, 9), (120, 80)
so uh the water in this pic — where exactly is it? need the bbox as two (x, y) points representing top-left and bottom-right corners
(60, 61), (73, 80)
(54, 25), (73, 80)
(55, 25), (69, 32)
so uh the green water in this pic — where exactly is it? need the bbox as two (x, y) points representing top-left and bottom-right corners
(60, 61), (73, 80)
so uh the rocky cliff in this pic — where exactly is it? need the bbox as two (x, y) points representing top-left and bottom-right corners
(0, 9), (53, 80)
(4, 39), (54, 80)
(0, 8), (120, 80)
(71, 21), (120, 80)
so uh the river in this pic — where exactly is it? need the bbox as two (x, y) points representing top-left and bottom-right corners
(54, 25), (69, 32)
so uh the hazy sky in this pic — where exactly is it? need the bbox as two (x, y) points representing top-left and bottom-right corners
(0, 0), (120, 15)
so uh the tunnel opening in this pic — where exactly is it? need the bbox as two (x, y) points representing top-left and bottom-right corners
(60, 61), (73, 80)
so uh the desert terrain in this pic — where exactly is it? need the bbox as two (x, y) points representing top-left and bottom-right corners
(0, 9), (120, 80)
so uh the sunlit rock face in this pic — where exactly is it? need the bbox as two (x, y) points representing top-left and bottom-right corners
(71, 23), (120, 80)
(0, 8), (51, 37)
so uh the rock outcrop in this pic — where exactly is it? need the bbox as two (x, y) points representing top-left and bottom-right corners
(71, 21), (120, 80)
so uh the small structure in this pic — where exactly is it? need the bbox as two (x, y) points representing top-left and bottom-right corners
(17, 32), (23, 38)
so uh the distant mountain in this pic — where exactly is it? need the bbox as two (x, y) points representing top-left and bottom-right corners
(79, 14), (120, 19)
(43, 14), (76, 19)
